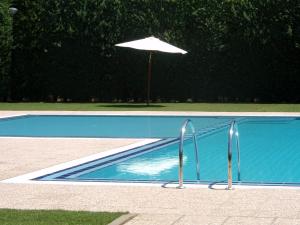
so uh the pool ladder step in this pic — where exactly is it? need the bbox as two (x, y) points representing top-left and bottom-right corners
(177, 119), (200, 189)
(177, 119), (241, 189)
(227, 120), (241, 189)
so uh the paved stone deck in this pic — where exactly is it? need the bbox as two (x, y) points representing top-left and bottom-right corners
(1, 111), (300, 225)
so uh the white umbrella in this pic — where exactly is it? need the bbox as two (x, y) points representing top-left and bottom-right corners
(115, 36), (187, 105)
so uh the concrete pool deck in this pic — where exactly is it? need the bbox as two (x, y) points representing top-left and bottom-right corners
(1, 111), (300, 225)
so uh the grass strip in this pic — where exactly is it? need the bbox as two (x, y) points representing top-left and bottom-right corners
(0, 102), (300, 112)
(0, 209), (124, 225)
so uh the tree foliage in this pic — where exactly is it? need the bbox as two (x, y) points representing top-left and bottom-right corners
(0, 0), (12, 100)
(1, 0), (300, 102)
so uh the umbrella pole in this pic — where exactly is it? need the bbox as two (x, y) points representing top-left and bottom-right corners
(147, 51), (152, 106)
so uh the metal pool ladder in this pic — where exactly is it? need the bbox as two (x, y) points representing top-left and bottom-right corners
(178, 119), (200, 189)
(227, 120), (241, 189)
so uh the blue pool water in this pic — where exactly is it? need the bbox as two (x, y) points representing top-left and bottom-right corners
(0, 115), (235, 138)
(22, 115), (300, 185)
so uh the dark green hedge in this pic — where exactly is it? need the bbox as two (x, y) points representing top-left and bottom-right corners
(3, 0), (300, 102)
(0, 0), (12, 101)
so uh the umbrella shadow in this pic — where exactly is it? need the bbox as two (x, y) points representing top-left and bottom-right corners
(100, 104), (166, 109)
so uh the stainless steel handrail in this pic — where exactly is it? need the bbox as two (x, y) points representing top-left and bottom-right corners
(178, 119), (200, 189)
(227, 120), (241, 189)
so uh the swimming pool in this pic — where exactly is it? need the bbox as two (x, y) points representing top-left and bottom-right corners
(2, 115), (300, 186)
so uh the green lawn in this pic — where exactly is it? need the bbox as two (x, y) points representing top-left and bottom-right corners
(0, 102), (300, 112)
(0, 209), (124, 225)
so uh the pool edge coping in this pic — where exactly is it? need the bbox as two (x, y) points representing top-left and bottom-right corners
(1, 110), (300, 118)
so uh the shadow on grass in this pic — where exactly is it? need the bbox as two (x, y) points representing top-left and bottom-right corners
(100, 104), (166, 108)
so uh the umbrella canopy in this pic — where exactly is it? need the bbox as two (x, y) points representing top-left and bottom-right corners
(115, 36), (187, 105)
(115, 36), (187, 54)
